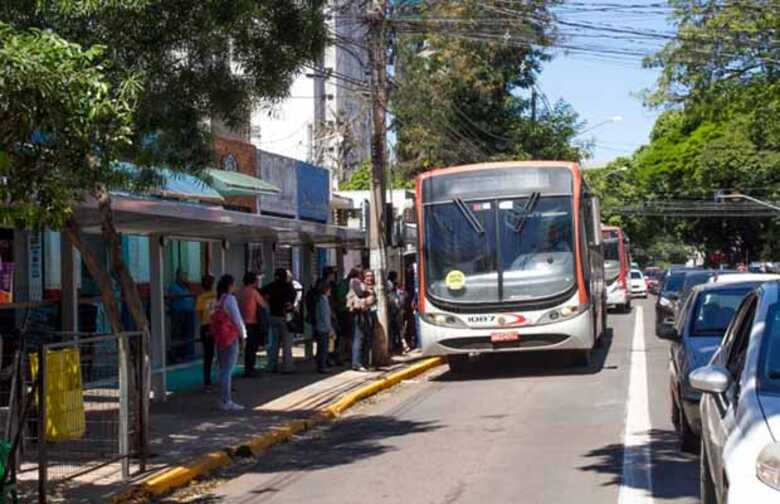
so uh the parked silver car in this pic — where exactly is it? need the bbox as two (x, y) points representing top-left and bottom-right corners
(691, 281), (780, 503)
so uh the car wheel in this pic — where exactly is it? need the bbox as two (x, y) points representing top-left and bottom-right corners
(678, 401), (700, 454)
(700, 439), (718, 504)
(447, 355), (470, 373)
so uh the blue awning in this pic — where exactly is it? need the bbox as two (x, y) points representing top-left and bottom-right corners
(114, 162), (224, 204)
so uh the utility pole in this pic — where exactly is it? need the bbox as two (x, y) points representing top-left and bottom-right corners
(366, 0), (391, 365)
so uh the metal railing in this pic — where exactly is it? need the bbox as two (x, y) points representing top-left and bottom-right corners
(1, 330), (148, 503)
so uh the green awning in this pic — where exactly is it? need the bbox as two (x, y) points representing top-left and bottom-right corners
(205, 169), (280, 197)
(114, 162), (225, 204)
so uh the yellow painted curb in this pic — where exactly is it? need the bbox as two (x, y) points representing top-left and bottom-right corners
(112, 356), (444, 503)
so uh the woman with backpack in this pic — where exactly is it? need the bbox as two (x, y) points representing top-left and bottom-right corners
(212, 274), (247, 411)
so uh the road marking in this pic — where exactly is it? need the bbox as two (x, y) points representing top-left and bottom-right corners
(618, 308), (654, 504)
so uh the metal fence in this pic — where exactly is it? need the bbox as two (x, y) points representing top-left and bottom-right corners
(1, 330), (148, 503)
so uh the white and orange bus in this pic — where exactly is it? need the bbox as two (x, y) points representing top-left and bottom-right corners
(415, 161), (607, 371)
(601, 225), (631, 312)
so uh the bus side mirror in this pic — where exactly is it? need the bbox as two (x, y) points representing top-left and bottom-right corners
(591, 197), (602, 246)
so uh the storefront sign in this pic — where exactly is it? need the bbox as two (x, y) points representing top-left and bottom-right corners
(297, 161), (330, 223)
(257, 150), (298, 217)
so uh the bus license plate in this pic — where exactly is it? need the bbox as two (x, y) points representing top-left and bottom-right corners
(490, 331), (520, 343)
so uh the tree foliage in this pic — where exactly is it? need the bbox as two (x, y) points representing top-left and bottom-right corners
(3, 0), (328, 172)
(391, 0), (588, 177)
(0, 0), (328, 334)
(588, 1), (780, 266)
(0, 21), (137, 228)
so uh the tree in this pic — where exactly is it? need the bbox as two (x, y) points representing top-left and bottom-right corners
(391, 0), (588, 177)
(1, 1), (328, 334)
(646, 0), (780, 106)
(0, 21), (139, 332)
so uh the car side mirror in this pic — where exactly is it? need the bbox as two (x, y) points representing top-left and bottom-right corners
(689, 365), (732, 394)
(657, 322), (680, 341)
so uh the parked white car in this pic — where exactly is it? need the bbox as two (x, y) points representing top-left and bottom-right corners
(690, 281), (780, 503)
(629, 269), (647, 298)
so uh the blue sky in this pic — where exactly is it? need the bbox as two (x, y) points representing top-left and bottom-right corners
(537, 1), (673, 166)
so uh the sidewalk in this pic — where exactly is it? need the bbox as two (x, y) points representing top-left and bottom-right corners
(38, 345), (426, 503)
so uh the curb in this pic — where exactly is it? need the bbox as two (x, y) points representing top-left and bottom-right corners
(111, 356), (444, 503)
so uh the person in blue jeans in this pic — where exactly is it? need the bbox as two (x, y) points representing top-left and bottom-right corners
(260, 269), (297, 373)
(314, 280), (334, 373)
(215, 275), (247, 411)
(349, 270), (377, 371)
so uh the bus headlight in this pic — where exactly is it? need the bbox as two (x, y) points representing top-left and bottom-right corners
(537, 305), (588, 325)
(420, 312), (468, 329)
(757, 442), (780, 491)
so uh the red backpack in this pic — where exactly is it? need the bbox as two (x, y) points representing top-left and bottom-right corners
(210, 296), (239, 349)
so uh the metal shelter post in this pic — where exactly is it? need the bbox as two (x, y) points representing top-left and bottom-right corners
(212, 241), (227, 279)
(148, 234), (167, 400)
(60, 236), (78, 332)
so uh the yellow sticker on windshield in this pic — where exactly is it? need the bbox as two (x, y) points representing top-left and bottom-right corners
(445, 270), (466, 290)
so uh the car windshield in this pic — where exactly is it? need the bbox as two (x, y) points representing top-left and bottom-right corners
(662, 272), (685, 293)
(424, 195), (575, 304)
(690, 288), (752, 337)
(630, 271), (642, 279)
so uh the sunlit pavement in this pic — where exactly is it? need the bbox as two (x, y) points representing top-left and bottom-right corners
(188, 299), (699, 504)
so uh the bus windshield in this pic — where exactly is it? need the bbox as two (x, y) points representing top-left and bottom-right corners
(424, 195), (575, 304)
(603, 238), (621, 284)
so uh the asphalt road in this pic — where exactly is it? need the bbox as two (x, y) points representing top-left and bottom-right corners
(200, 299), (700, 504)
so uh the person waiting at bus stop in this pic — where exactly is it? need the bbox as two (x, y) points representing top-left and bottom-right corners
(261, 268), (297, 373)
(168, 269), (195, 363)
(347, 269), (377, 371)
(212, 274), (246, 411)
(239, 271), (266, 377)
(195, 274), (217, 389)
(314, 279), (335, 374)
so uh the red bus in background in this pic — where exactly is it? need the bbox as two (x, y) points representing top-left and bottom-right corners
(415, 161), (607, 371)
(602, 225), (631, 312)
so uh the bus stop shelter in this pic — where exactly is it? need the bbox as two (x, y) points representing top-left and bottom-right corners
(62, 193), (365, 398)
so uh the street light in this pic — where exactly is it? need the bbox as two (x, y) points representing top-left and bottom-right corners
(576, 115), (623, 136)
(715, 191), (780, 213)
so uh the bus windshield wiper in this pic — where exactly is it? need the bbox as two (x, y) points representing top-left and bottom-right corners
(452, 197), (485, 235)
(514, 192), (541, 234)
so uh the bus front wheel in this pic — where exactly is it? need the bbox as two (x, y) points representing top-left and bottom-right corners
(447, 355), (470, 373)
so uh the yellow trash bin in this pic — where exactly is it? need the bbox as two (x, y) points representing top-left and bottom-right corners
(29, 348), (86, 442)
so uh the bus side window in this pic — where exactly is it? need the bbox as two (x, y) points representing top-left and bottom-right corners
(580, 193), (592, 281)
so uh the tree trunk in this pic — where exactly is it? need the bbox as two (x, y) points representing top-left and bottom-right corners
(94, 185), (150, 454)
(62, 218), (123, 334)
(95, 185), (149, 334)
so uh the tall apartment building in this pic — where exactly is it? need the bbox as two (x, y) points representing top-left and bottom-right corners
(250, 0), (372, 184)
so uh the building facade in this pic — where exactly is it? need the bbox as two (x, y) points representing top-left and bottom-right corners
(250, 0), (372, 184)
